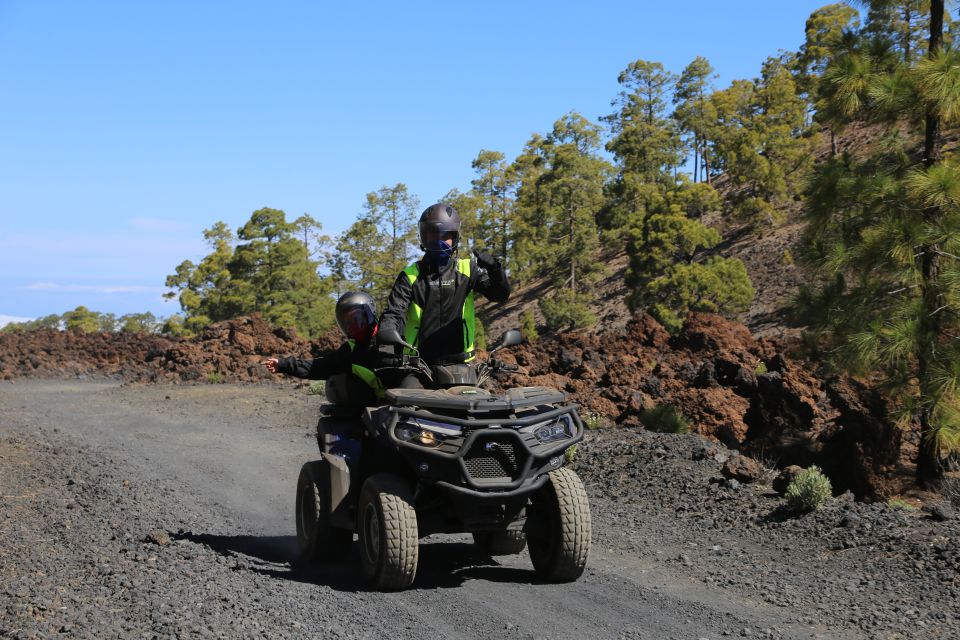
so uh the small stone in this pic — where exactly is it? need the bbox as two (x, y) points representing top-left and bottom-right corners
(929, 502), (955, 522)
(722, 454), (765, 483)
(143, 530), (170, 546)
(772, 465), (804, 494)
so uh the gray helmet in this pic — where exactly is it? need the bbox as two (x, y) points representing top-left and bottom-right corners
(418, 203), (461, 252)
(335, 291), (377, 341)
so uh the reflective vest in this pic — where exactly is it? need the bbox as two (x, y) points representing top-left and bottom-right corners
(347, 340), (385, 398)
(402, 258), (476, 362)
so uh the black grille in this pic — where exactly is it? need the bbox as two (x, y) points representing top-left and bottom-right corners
(463, 440), (519, 481)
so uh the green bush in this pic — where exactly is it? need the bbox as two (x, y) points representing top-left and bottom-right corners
(520, 308), (538, 342)
(887, 497), (918, 511)
(206, 372), (223, 384)
(539, 289), (596, 332)
(474, 317), (487, 352)
(785, 466), (832, 512)
(754, 360), (768, 374)
(308, 380), (326, 396)
(564, 445), (577, 463)
(640, 404), (689, 434)
(582, 412), (606, 430)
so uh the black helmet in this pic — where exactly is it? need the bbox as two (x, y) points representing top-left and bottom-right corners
(335, 291), (377, 342)
(418, 203), (461, 255)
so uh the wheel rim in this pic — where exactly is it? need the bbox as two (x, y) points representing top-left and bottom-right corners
(362, 502), (380, 566)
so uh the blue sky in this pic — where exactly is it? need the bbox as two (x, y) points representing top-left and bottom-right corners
(0, 0), (835, 325)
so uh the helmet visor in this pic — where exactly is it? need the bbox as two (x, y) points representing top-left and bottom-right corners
(337, 307), (373, 341)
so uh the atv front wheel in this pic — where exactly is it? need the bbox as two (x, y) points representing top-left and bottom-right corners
(526, 467), (591, 581)
(357, 473), (419, 590)
(472, 530), (527, 555)
(295, 461), (350, 560)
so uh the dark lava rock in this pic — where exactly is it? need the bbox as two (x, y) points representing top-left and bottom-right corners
(722, 455), (766, 484)
(772, 465), (804, 495)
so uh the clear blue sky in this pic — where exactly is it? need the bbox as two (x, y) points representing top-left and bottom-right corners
(0, 0), (835, 325)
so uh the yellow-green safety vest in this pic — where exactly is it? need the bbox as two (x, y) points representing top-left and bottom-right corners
(402, 258), (476, 362)
(347, 340), (385, 398)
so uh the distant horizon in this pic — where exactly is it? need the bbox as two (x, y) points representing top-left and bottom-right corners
(1, 0), (838, 322)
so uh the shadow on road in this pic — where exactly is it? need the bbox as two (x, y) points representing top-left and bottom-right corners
(174, 532), (543, 592)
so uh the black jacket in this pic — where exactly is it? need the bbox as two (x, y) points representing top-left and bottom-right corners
(379, 256), (511, 364)
(276, 339), (387, 380)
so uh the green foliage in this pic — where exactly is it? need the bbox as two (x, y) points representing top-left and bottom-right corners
(512, 113), (611, 297)
(520, 308), (538, 342)
(582, 412), (606, 430)
(206, 372), (223, 384)
(165, 209), (336, 338)
(539, 289), (596, 332)
(308, 380), (326, 396)
(564, 445), (577, 463)
(1, 314), (62, 333)
(330, 184), (419, 308)
(63, 306), (100, 333)
(640, 404), (690, 434)
(709, 59), (814, 222)
(474, 317), (487, 352)
(624, 181), (755, 331)
(603, 59), (685, 233)
(119, 312), (160, 333)
(161, 314), (188, 337)
(754, 360), (769, 375)
(887, 496), (919, 510)
(674, 56), (718, 184)
(785, 466), (833, 512)
(800, 5), (960, 480)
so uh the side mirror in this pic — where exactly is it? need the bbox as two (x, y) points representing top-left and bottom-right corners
(501, 329), (522, 348)
(491, 329), (522, 353)
(378, 327), (415, 351)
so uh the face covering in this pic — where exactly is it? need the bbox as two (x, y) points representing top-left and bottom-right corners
(423, 239), (454, 268)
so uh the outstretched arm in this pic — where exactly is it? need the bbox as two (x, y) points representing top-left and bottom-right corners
(261, 343), (352, 380)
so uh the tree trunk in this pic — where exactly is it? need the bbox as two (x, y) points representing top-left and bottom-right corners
(693, 137), (699, 184)
(703, 142), (712, 186)
(917, 0), (945, 486)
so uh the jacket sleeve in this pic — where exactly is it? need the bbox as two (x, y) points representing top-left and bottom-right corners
(275, 343), (352, 380)
(471, 258), (511, 303)
(379, 271), (414, 339)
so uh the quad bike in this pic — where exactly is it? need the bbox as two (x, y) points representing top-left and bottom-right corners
(294, 329), (591, 590)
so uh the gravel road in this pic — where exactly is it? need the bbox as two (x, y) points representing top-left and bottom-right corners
(1, 380), (955, 639)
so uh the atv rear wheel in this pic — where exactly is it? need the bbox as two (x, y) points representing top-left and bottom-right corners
(296, 461), (351, 560)
(472, 530), (527, 555)
(357, 473), (418, 590)
(526, 467), (591, 581)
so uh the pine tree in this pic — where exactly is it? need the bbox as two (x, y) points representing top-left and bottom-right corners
(802, 0), (960, 484)
(329, 184), (419, 309)
(165, 210), (336, 337)
(674, 56), (718, 184)
(709, 58), (814, 223)
(603, 59), (684, 234)
(470, 150), (517, 265)
(624, 181), (754, 331)
(511, 114), (610, 329)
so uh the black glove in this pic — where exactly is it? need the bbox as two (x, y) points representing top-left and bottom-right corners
(473, 248), (501, 271)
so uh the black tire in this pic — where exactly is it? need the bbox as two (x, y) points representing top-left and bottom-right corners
(295, 461), (350, 561)
(472, 530), (527, 555)
(357, 473), (419, 590)
(526, 467), (591, 581)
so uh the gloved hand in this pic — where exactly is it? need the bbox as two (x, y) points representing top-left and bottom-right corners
(473, 248), (501, 271)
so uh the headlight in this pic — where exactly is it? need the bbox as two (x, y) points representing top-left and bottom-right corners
(532, 415), (574, 443)
(395, 418), (461, 448)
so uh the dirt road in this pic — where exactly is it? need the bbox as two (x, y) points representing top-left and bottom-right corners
(1, 381), (949, 639)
